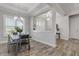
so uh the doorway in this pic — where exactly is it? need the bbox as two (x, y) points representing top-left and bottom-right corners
(69, 15), (79, 39)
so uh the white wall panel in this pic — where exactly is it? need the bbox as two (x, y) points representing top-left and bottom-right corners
(69, 15), (79, 39)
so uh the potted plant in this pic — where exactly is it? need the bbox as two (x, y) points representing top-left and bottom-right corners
(15, 26), (23, 35)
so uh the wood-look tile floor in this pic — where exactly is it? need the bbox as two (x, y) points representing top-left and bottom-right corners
(1, 39), (79, 56)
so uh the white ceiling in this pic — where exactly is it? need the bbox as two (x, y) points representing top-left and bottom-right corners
(0, 3), (40, 16)
(58, 3), (79, 15)
(58, 3), (74, 13)
(0, 3), (50, 16)
(0, 3), (79, 16)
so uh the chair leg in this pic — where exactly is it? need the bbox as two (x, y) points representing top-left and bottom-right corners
(28, 44), (30, 50)
(15, 44), (18, 56)
(7, 43), (10, 53)
(28, 39), (30, 50)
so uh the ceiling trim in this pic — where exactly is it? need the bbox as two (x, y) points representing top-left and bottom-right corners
(0, 4), (28, 14)
(47, 3), (65, 16)
(67, 10), (79, 16)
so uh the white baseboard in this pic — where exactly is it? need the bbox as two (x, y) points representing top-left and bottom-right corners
(0, 36), (8, 44)
(31, 38), (56, 48)
(0, 41), (7, 44)
(61, 37), (69, 40)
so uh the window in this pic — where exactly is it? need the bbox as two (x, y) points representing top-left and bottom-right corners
(5, 16), (24, 35)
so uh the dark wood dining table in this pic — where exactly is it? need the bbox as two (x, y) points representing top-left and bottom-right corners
(8, 34), (31, 55)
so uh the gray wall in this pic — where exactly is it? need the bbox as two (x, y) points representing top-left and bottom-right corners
(0, 14), (7, 42)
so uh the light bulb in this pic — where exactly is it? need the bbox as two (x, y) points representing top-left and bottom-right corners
(47, 18), (50, 21)
(14, 16), (18, 20)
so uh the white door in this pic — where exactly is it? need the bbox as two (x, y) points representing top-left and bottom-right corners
(69, 15), (79, 39)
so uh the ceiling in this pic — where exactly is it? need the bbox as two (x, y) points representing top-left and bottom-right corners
(58, 3), (79, 15)
(0, 3), (50, 16)
(0, 3), (79, 16)
(0, 3), (39, 16)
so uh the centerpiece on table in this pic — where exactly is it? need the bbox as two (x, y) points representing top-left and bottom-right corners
(15, 26), (23, 35)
